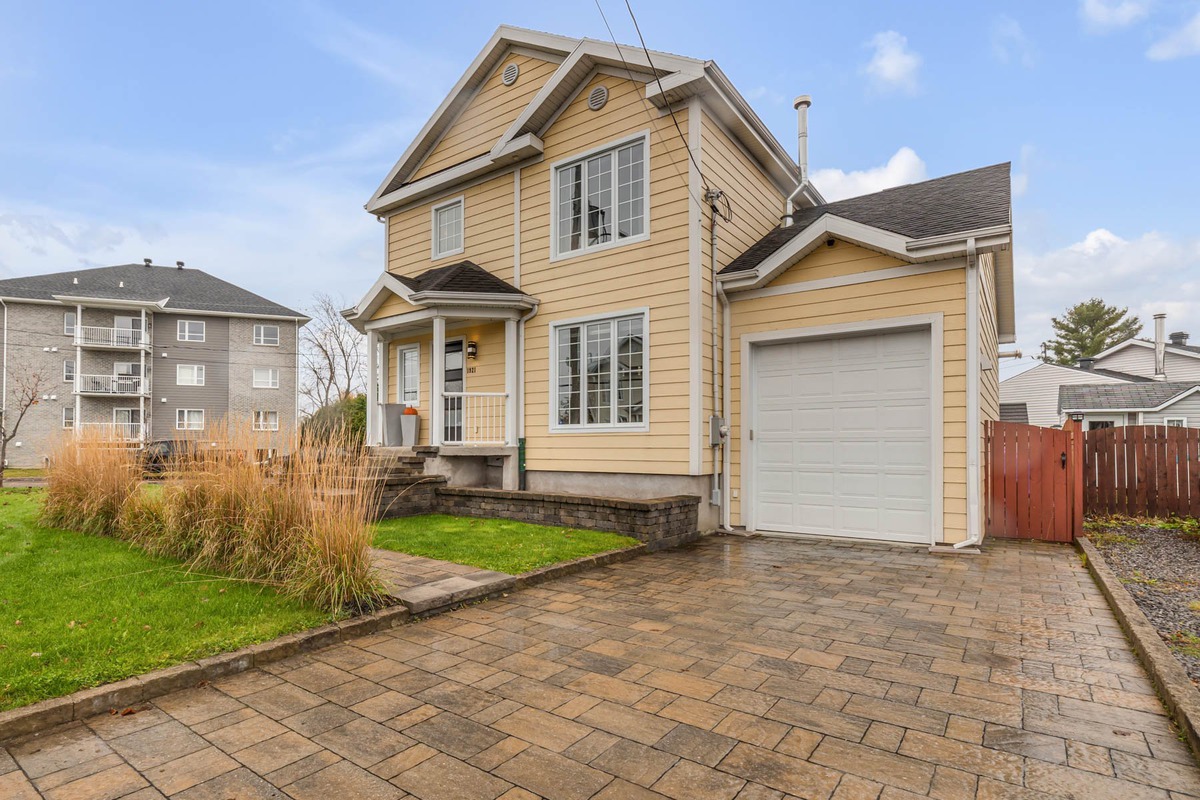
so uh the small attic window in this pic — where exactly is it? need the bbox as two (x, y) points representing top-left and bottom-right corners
(587, 85), (609, 111)
(501, 62), (519, 86)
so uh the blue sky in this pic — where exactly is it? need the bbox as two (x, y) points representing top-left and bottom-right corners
(1, 1), (1198, 377)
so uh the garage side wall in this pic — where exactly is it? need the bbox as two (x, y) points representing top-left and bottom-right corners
(727, 242), (969, 543)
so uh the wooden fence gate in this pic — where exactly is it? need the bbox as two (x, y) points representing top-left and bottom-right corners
(985, 421), (1082, 541)
(1084, 426), (1200, 517)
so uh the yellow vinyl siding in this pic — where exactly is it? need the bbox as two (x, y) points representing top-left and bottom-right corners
(386, 172), (516, 284)
(728, 245), (970, 542)
(519, 73), (694, 474)
(371, 291), (417, 321)
(697, 109), (788, 475)
(412, 54), (559, 181)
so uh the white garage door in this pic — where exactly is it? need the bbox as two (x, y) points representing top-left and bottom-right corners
(752, 329), (933, 543)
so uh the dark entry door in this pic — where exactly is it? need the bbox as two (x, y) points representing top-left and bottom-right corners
(443, 340), (464, 443)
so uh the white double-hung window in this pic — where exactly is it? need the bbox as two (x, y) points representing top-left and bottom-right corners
(431, 197), (464, 259)
(552, 311), (646, 430)
(176, 365), (205, 386)
(252, 368), (279, 389)
(553, 134), (647, 258)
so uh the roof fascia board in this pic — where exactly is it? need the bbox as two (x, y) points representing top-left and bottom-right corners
(1062, 386), (1200, 414)
(159, 307), (310, 323)
(345, 272), (418, 325)
(408, 290), (536, 309)
(50, 294), (169, 311)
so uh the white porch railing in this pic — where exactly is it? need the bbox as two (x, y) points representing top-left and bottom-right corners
(442, 392), (507, 445)
(76, 374), (145, 395)
(75, 326), (149, 349)
(76, 422), (145, 441)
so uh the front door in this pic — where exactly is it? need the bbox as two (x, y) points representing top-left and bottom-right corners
(443, 340), (465, 443)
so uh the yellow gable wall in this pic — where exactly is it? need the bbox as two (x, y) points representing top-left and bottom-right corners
(726, 241), (970, 543)
(370, 291), (417, 321)
(519, 72), (694, 475)
(411, 53), (560, 182)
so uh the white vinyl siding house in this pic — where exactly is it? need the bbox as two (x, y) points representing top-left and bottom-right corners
(1000, 362), (1132, 427)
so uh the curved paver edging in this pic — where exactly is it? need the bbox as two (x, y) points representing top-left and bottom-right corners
(1078, 536), (1200, 763)
(0, 540), (657, 745)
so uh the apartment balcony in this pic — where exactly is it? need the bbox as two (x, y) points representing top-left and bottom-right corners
(75, 374), (147, 396)
(76, 422), (145, 442)
(74, 325), (149, 350)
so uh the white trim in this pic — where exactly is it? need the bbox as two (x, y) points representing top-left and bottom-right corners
(252, 323), (281, 347)
(63, 310), (76, 336)
(175, 408), (204, 431)
(1093, 337), (1200, 363)
(175, 364), (205, 386)
(687, 96), (703, 476)
(366, 330), (379, 444)
(504, 318), (518, 446)
(396, 343), (421, 407)
(728, 260), (965, 302)
(431, 318), (446, 445)
(1164, 416), (1188, 427)
(739, 313), (945, 546)
(548, 307), (649, 434)
(430, 195), (466, 260)
(512, 169), (522, 288)
(51, 294), (168, 311)
(965, 241), (982, 547)
(177, 319), (205, 342)
(548, 130), (651, 263)
(1082, 414), (1124, 429)
(62, 358), (75, 382)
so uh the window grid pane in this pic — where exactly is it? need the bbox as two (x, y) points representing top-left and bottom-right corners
(616, 142), (645, 239)
(254, 325), (280, 346)
(435, 203), (463, 256)
(586, 153), (612, 246)
(585, 321), (612, 424)
(556, 327), (581, 425)
(616, 317), (644, 423)
(557, 166), (583, 254)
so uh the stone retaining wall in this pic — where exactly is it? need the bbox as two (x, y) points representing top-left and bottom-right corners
(372, 475), (447, 520)
(435, 486), (700, 550)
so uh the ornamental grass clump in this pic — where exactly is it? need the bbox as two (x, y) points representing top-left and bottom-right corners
(42, 428), (141, 537)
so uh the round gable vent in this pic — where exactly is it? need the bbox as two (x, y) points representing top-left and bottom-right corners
(501, 62), (520, 86)
(587, 85), (609, 111)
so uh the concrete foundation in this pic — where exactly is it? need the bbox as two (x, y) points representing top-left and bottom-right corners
(525, 470), (719, 531)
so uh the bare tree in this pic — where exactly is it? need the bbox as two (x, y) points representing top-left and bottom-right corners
(1, 371), (48, 486)
(300, 293), (366, 413)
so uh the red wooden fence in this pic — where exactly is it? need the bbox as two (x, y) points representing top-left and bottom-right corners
(985, 421), (1082, 541)
(1084, 426), (1200, 517)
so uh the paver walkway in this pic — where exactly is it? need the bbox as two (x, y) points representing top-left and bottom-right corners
(373, 548), (489, 592)
(3, 536), (1199, 799)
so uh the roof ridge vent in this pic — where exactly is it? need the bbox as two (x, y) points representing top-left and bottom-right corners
(587, 85), (609, 111)
(143, 258), (152, 266)
(501, 62), (519, 86)
(176, 261), (185, 270)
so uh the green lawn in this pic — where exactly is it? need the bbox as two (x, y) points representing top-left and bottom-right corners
(2, 468), (45, 479)
(373, 514), (638, 574)
(0, 489), (326, 711)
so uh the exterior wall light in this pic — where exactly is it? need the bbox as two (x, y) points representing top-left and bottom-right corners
(466, 341), (478, 360)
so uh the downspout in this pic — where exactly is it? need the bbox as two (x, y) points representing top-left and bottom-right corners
(516, 301), (539, 490)
(783, 95), (812, 225)
(955, 238), (982, 549)
(720, 275), (733, 530)
(708, 191), (732, 532)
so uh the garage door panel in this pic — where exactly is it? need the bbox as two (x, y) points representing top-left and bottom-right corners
(752, 329), (933, 543)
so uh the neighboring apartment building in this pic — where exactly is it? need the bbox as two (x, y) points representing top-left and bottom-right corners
(0, 262), (308, 467)
(1001, 313), (1200, 428)
(343, 26), (1015, 546)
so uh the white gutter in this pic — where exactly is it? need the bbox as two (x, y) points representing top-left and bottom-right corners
(955, 238), (982, 550)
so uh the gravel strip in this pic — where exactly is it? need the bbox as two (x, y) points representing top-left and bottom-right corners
(1089, 520), (1200, 686)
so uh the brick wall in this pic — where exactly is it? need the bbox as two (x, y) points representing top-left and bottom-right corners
(2, 303), (77, 467)
(372, 475), (448, 520)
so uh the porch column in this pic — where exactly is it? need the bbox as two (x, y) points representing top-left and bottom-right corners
(366, 330), (379, 445)
(431, 316), (445, 447)
(378, 335), (390, 445)
(504, 317), (517, 447)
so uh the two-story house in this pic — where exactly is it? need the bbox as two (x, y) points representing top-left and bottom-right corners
(343, 26), (1016, 547)
(0, 262), (308, 467)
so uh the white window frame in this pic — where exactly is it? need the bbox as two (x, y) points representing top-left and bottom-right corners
(430, 196), (465, 260)
(550, 131), (650, 262)
(62, 407), (74, 429)
(176, 364), (205, 386)
(64, 311), (76, 336)
(252, 367), (280, 389)
(397, 344), (420, 407)
(63, 359), (75, 382)
(549, 308), (649, 433)
(1164, 417), (1188, 428)
(253, 324), (280, 346)
(176, 409), (204, 430)
(177, 320), (205, 342)
(253, 410), (280, 431)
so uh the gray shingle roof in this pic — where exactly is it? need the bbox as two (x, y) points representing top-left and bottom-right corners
(721, 162), (1012, 275)
(396, 261), (522, 295)
(1060, 363), (1153, 383)
(999, 403), (1029, 423)
(0, 264), (305, 318)
(1059, 382), (1200, 411)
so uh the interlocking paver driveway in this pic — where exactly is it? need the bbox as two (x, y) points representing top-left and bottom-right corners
(3, 536), (1199, 799)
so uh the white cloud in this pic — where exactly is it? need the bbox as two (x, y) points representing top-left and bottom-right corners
(1147, 11), (1200, 60)
(1080, 0), (1151, 32)
(862, 31), (922, 94)
(991, 16), (1036, 68)
(1004, 227), (1200, 375)
(1012, 144), (1034, 198)
(811, 147), (927, 202)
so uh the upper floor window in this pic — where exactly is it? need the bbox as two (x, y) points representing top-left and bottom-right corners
(253, 367), (279, 389)
(553, 134), (647, 259)
(552, 310), (646, 430)
(431, 197), (464, 259)
(178, 320), (205, 342)
(63, 359), (75, 382)
(176, 365), (205, 386)
(64, 311), (76, 336)
(253, 324), (280, 346)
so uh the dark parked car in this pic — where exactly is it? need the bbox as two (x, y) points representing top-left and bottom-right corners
(141, 440), (249, 474)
